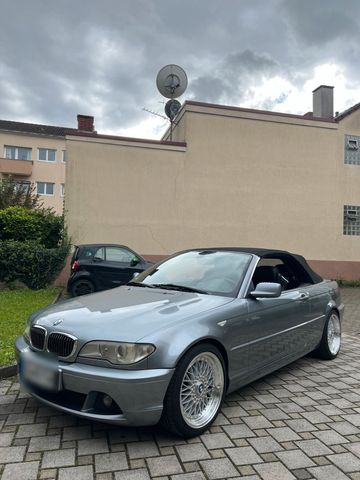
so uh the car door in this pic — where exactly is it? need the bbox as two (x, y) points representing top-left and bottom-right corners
(244, 287), (311, 375)
(302, 281), (330, 349)
(102, 246), (142, 287)
(87, 246), (108, 289)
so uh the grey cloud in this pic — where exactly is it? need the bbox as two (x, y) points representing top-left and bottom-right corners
(280, 0), (360, 46)
(190, 77), (230, 103)
(1, 0), (360, 133)
(279, 0), (360, 83)
(190, 50), (281, 105)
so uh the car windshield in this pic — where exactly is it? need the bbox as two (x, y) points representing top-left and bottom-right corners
(133, 250), (252, 297)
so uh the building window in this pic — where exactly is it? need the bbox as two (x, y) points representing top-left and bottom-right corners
(61, 183), (65, 197)
(13, 181), (31, 193)
(38, 148), (56, 162)
(37, 182), (54, 196)
(345, 135), (360, 165)
(344, 205), (360, 235)
(62, 150), (66, 162)
(4, 145), (32, 160)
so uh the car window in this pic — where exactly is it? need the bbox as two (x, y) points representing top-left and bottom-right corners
(135, 250), (252, 297)
(252, 257), (304, 291)
(94, 247), (105, 260)
(78, 246), (101, 260)
(106, 247), (133, 263)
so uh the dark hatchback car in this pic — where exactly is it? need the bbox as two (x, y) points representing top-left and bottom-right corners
(67, 244), (153, 296)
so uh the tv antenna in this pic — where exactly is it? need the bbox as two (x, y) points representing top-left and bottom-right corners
(156, 64), (188, 141)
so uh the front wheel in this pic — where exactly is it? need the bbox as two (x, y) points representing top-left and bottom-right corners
(315, 311), (341, 360)
(161, 343), (225, 437)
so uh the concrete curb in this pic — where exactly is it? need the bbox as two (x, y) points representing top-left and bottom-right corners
(0, 364), (17, 379)
(53, 287), (64, 304)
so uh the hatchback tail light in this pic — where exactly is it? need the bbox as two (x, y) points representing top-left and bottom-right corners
(72, 260), (79, 271)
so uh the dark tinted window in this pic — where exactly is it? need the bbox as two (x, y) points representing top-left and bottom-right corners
(77, 246), (104, 260)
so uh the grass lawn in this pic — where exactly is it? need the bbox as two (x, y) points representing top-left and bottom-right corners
(0, 288), (61, 366)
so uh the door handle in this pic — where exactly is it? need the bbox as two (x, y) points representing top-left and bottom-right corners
(298, 292), (309, 301)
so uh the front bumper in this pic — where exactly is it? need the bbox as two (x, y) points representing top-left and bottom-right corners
(15, 336), (174, 426)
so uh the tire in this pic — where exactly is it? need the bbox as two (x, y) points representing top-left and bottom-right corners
(71, 279), (95, 297)
(161, 343), (226, 438)
(315, 311), (341, 360)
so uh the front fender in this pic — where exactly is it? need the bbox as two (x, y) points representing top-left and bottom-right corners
(144, 299), (247, 370)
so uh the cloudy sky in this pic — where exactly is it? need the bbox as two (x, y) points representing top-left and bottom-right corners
(1, 0), (360, 138)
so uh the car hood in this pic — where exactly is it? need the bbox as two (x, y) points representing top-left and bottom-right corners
(32, 286), (234, 343)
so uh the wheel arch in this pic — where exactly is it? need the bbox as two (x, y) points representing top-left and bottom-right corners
(175, 337), (230, 390)
(325, 300), (340, 320)
(70, 275), (96, 295)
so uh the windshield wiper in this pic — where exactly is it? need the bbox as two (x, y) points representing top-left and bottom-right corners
(151, 283), (209, 294)
(127, 281), (156, 288)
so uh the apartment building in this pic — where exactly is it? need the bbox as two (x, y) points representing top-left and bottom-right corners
(65, 86), (360, 279)
(0, 115), (95, 213)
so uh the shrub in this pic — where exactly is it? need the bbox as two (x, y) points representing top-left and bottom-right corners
(0, 206), (64, 248)
(0, 175), (42, 210)
(0, 240), (70, 290)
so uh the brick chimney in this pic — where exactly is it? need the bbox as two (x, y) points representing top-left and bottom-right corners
(77, 114), (95, 132)
(312, 85), (334, 119)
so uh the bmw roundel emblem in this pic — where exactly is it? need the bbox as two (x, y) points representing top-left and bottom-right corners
(53, 318), (63, 326)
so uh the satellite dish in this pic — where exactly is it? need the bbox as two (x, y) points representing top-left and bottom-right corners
(165, 99), (181, 121)
(156, 64), (188, 99)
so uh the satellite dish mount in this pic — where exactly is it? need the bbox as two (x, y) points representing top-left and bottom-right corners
(156, 64), (188, 141)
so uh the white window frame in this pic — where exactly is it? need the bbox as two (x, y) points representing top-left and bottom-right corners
(61, 150), (66, 162)
(38, 148), (56, 163)
(60, 183), (65, 197)
(36, 182), (55, 196)
(4, 145), (32, 160)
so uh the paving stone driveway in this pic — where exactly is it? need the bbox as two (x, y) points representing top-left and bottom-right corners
(0, 288), (359, 480)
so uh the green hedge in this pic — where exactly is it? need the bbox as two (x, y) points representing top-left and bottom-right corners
(0, 206), (64, 248)
(0, 240), (69, 289)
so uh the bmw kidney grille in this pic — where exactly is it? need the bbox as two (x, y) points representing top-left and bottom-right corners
(30, 327), (76, 357)
(30, 326), (46, 350)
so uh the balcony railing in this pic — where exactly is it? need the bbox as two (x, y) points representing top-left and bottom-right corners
(0, 157), (33, 176)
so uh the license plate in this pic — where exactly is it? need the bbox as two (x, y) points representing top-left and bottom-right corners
(22, 357), (60, 391)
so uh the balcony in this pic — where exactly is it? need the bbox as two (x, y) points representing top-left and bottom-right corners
(0, 157), (33, 177)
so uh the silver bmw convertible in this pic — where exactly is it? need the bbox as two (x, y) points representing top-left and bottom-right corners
(15, 248), (343, 437)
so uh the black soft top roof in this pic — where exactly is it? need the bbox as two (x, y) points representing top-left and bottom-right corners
(193, 247), (323, 284)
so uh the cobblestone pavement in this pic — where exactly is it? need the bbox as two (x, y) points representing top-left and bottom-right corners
(0, 289), (359, 480)
(341, 288), (360, 334)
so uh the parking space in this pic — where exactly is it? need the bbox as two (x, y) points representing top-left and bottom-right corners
(0, 288), (359, 480)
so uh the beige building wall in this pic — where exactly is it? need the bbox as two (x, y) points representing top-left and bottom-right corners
(65, 135), (186, 251)
(0, 131), (66, 213)
(65, 103), (360, 279)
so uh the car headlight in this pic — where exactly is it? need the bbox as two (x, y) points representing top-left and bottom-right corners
(78, 341), (155, 365)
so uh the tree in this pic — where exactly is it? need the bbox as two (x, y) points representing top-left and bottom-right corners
(0, 175), (43, 210)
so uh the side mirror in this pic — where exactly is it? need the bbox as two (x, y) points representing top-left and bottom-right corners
(93, 256), (103, 262)
(250, 282), (281, 299)
(132, 272), (140, 279)
(130, 258), (140, 267)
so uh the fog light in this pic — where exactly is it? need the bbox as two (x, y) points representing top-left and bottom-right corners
(103, 395), (113, 408)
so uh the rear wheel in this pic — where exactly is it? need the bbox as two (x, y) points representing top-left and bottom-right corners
(161, 343), (225, 437)
(71, 279), (95, 297)
(315, 311), (341, 359)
